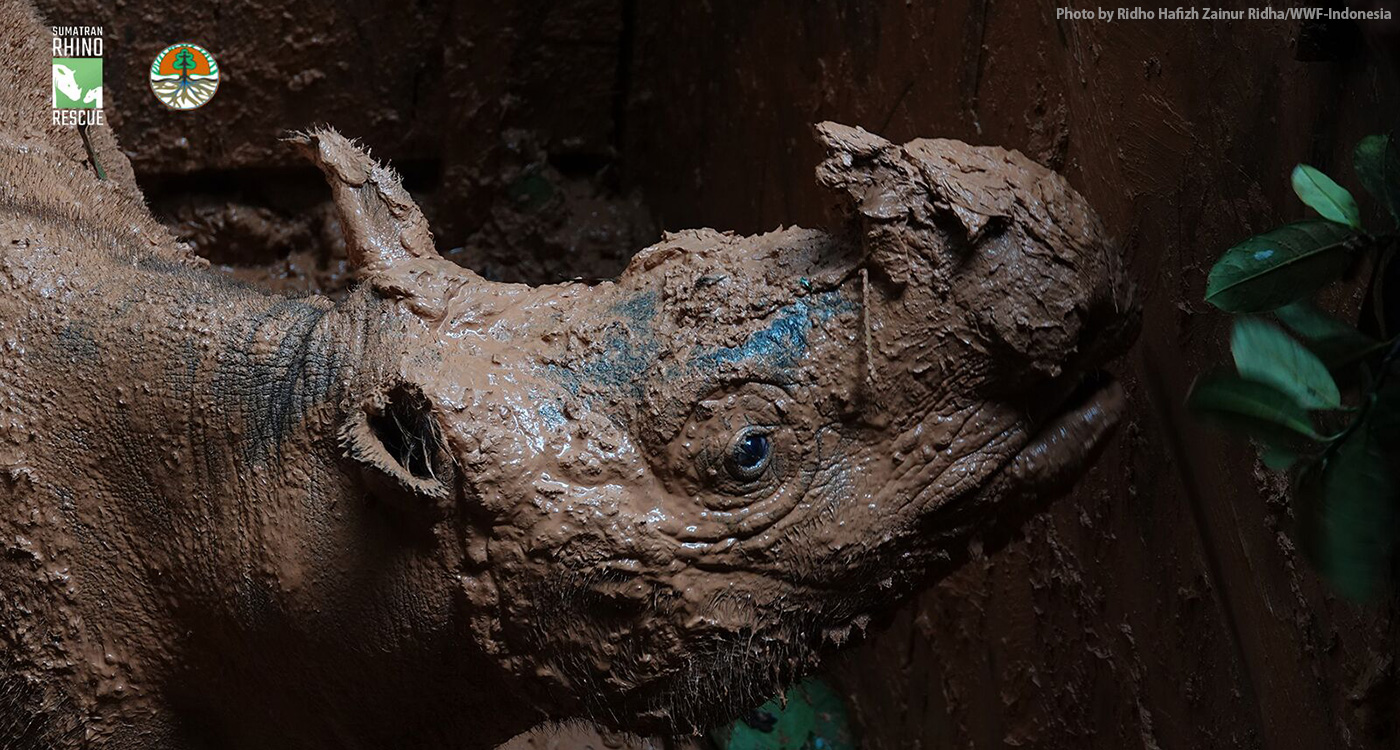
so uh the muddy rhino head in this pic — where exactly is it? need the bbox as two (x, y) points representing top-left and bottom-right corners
(301, 122), (1137, 735)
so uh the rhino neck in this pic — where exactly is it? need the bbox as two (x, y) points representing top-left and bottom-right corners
(141, 283), (546, 747)
(207, 285), (385, 470)
(0, 102), (533, 745)
(2, 230), (423, 730)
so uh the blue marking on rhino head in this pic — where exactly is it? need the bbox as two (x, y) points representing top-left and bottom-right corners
(684, 290), (851, 377)
(581, 291), (657, 392)
(537, 400), (567, 430)
(543, 288), (852, 406)
(544, 291), (658, 400)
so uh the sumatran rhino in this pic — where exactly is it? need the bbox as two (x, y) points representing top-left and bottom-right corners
(0, 3), (1137, 748)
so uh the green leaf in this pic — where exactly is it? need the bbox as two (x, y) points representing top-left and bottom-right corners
(1354, 133), (1400, 221)
(1298, 421), (1396, 601)
(1187, 371), (1323, 445)
(709, 678), (855, 750)
(174, 47), (196, 72)
(1274, 301), (1383, 369)
(1205, 221), (1359, 312)
(1292, 164), (1362, 228)
(1231, 318), (1341, 409)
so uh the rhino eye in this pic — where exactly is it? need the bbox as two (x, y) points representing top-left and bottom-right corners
(725, 427), (773, 481)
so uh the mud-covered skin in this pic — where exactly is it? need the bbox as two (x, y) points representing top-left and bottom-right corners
(439, 125), (1138, 733)
(0, 1), (1134, 746)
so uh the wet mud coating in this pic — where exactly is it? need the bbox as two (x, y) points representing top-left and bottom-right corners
(0, 1), (1136, 747)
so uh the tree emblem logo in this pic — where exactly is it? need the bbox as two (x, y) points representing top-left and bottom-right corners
(149, 43), (220, 110)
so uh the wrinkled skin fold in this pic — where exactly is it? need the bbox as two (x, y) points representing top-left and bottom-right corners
(0, 2), (1137, 747)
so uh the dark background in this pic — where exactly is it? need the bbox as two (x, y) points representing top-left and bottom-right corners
(35, 0), (1400, 747)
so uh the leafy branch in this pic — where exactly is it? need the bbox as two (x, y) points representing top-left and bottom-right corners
(1188, 131), (1400, 600)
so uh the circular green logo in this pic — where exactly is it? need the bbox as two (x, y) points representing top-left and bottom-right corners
(149, 43), (219, 110)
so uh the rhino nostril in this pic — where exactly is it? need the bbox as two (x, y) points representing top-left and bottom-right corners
(1077, 274), (1140, 363)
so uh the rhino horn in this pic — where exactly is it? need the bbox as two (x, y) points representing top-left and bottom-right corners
(292, 128), (479, 321)
(814, 120), (1019, 287)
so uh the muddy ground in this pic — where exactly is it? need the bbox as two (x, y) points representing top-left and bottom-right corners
(31, 0), (1400, 747)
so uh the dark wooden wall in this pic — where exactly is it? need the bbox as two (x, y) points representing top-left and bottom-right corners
(33, 0), (1400, 746)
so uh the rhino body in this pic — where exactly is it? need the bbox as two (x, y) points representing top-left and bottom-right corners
(0, 2), (1136, 747)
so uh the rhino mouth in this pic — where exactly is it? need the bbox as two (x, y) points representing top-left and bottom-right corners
(1008, 371), (1125, 493)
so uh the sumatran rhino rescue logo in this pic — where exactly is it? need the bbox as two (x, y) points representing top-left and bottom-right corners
(51, 26), (103, 126)
(149, 43), (220, 110)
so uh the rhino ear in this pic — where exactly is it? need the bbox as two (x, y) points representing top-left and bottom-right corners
(291, 128), (478, 322)
(341, 382), (455, 521)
